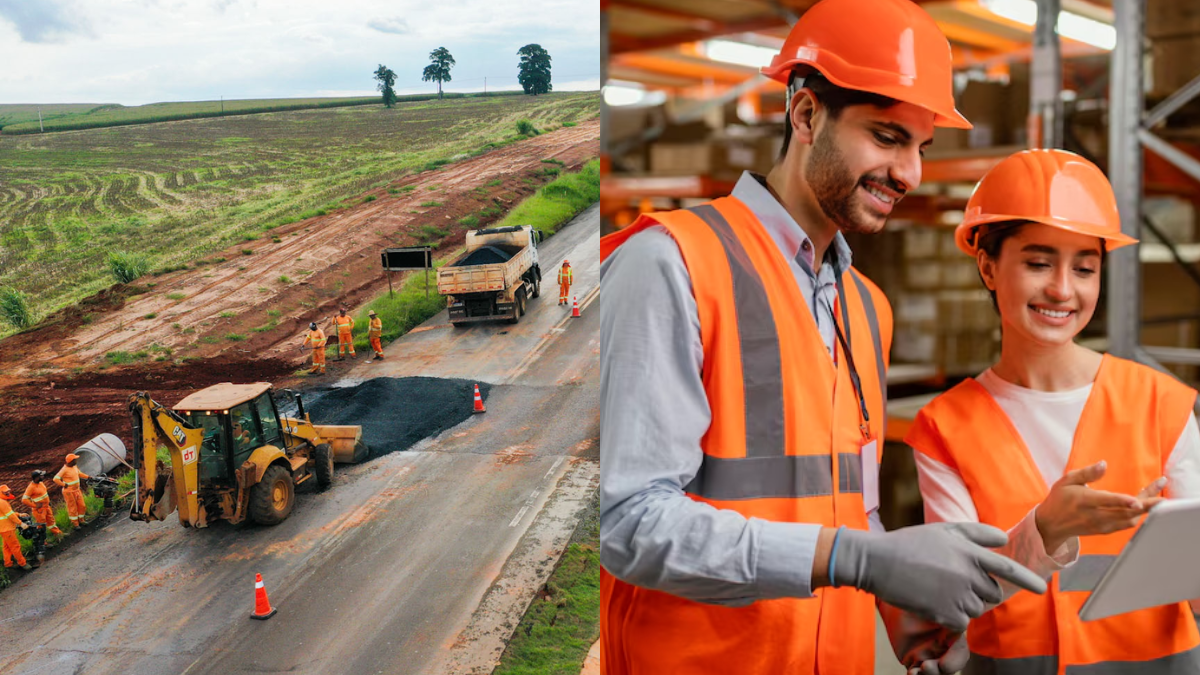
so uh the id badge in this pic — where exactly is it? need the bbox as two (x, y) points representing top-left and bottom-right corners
(861, 438), (879, 514)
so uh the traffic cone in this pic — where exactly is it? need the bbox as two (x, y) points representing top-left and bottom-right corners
(473, 383), (486, 414)
(571, 296), (581, 318)
(251, 573), (278, 620)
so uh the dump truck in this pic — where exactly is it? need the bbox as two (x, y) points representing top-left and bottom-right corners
(437, 225), (543, 326)
(128, 382), (368, 528)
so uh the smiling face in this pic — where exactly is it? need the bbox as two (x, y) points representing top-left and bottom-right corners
(802, 100), (935, 235)
(978, 223), (1105, 348)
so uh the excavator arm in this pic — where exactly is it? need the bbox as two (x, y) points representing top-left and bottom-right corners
(128, 392), (207, 527)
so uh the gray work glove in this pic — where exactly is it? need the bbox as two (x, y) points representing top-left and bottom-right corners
(832, 522), (1047, 633)
(879, 601), (969, 674)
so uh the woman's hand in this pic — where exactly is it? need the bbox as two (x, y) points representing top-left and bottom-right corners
(1034, 461), (1165, 553)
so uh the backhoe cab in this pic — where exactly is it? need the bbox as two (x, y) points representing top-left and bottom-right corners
(129, 382), (367, 528)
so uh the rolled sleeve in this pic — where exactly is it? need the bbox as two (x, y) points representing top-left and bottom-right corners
(600, 226), (821, 604)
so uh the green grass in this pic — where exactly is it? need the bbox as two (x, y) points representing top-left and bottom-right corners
(224, 333), (246, 341)
(0, 287), (33, 329)
(166, 292), (186, 301)
(106, 251), (151, 283)
(494, 490), (599, 675)
(420, 201), (443, 208)
(516, 119), (538, 136)
(143, 312), (157, 319)
(0, 92), (598, 337)
(344, 266), (447, 357)
(278, 275), (291, 284)
(363, 195), (377, 203)
(104, 350), (133, 364)
(218, 311), (236, 318)
(498, 160), (600, 238)
(241, 249), (254, 256)
(486, 178), (503, 187)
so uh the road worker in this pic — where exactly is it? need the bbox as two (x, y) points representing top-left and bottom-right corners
(599, 0), (1047, 673)
(557, 259), (572, 306)
(0, 485), (32, 570)
(53, 453), (90, 529)
(332, 307), (355, 360)
(906, 149), (1200, 672)
(22, 470), (63, 536)
(303, 322), (327, 375)
(367, 310), (384, 360)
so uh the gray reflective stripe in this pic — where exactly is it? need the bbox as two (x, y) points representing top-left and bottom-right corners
(968, 643), (1200, 675)
(688, 204), (784, 459)
(848, 269), (886, 436)
(683, 453), (862, 500)
(1059, 554), (1117, 592)
(966, 654), (1056, 675)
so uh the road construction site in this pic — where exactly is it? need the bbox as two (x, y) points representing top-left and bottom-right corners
(0, 196), (599, 672)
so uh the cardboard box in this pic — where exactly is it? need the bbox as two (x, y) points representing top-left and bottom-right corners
(1150, 34), (1200, 100)
(649, 138), (770, 179)
(1147, 0), (1200, 40)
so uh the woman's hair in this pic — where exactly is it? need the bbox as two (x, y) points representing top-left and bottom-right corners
(975, 221), (1107, 312)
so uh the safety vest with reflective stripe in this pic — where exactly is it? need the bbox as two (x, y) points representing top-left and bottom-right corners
(22, 482), (50, 508)
(334, 315), (354, 334)
(557, 266), (572, 285)
(368, 318), (382, 337)
(906, 355), (1200, 675)
(304, 329), (326, 349)
(0, 500), (18, 533)
(599, 197), (892, 675)
(55, 466), (87, 490)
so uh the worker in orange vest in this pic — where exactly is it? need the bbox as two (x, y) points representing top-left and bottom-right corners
(557, 260), (572, 305)
(367, 310), (384, 360)
(22, 470), (63, 537)
(53, 453), (90, 529)
(906, 149), (1200, 672)
(598, 1), (1045, 673)
(302, 321), (327, 374)
(0, 485), (32, 570)
(332, 307), (355, 360)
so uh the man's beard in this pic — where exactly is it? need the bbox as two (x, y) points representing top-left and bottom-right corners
(805, 125), (894, 235)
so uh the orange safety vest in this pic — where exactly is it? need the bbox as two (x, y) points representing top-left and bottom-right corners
(55, 465), (87, 490)
(906, 355), (1200, 674)
(368, 317), (382, 337)
(304, 329), (326, 349)
(599, 198), (892, 675)
(334, 315), (354, 335)
(22, 482), (50, 509)
(558, 266), (572, 285)
(0, 499), (19, 533)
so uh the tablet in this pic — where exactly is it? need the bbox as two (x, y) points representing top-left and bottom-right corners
(1079, 497), (1200, 622)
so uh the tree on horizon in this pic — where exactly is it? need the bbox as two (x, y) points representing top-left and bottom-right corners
(517, 44), (552, 96)
(374, 64), (397, 107)
(422, 47), (455, 99)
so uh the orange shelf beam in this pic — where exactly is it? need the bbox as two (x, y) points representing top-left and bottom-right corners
(601, 175), (738, 201)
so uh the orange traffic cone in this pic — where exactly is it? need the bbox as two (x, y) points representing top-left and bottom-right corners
(251, 573), (278, 620)
(473, 383), (486, 414)
(571, 296), (581, 318)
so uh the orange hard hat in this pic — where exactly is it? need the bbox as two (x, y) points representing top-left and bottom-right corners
(0, 485), (10, 493)
(65, 453), (80, 463)
(761, 0), (970, 130)
(956, 149), (1138, 256)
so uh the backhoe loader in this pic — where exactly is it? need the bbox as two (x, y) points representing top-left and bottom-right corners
(128, 382), (367, 528)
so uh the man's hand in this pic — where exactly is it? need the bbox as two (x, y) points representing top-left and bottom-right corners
(880, 602), (969, 674)
(832, 522), (1047, 633)
(1035, 461), (1160, 553)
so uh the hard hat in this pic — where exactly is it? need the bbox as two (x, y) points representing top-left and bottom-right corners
(0, 485), (9, 493)
(65, 453), (80, 463)
(31, 470), (45, 481)
(562, 259), (569, 265)
(760, 0), (971, 130)
(955, 149), (1138, 256)
(309, 322), (318, 330)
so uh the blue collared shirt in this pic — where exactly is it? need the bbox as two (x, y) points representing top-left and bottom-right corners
(599, 171), (880, 605)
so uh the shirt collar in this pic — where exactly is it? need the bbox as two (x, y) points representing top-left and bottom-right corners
(729, 171), (853, 275)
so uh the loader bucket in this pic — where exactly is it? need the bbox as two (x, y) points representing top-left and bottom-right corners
(314, 425), (369, 463)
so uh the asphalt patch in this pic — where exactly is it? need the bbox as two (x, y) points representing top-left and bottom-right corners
(303, 377), (493, 458)
(459, 245), (515, 266)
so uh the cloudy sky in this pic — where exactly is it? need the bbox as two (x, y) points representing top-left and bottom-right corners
(0, 0), (599, 105)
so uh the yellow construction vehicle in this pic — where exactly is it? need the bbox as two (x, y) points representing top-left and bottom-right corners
(128, 382), (368, 528)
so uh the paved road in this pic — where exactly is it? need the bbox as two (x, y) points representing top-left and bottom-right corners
(0, 207), (601, 675)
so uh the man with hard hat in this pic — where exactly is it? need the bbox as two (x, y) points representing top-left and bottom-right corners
(303, 321), (327, 375)
(332, 307), (355, 360)
(599, 0), (1046, 673)
(557, 259), (572, 306)
(22, 470), (63, 536)
(0, 485), (32, 570)
(367, 310), (384, 360)
(53, 454), (90, 529)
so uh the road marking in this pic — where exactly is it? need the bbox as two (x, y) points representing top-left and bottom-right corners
(508, 506), (529, 528)
(544, 456), (565, 480)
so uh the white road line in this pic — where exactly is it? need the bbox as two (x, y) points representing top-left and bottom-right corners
(544, 456), (565, 479)
(508, 506), (530, 528)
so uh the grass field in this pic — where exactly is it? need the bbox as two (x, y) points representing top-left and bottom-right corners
(0, 93), (521, 134)
(0, 91), (598, 332)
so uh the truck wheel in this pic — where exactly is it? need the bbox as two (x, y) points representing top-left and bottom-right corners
(510, 291), (525, 324)
(314, 443), (334, 491)
(531, 277), (541, 298)
(249, 464), (295, 525)
(452, 321), (468, 328)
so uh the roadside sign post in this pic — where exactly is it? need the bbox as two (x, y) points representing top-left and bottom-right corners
(381, 246), (434, 300)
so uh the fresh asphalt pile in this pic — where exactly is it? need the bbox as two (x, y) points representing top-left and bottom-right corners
(301, 377), (494, 458)
(460, 245), (515, 266)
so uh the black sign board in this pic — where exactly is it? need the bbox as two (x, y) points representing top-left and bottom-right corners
(382, 247), (432, 271)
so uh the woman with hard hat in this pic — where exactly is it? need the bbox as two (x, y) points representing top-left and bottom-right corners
(906, 148), (1200, 672)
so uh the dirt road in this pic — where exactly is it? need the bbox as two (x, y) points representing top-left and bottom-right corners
(0, 207), (600, 675)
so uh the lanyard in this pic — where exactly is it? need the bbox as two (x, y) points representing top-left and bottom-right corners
(822, 263), (872, 441)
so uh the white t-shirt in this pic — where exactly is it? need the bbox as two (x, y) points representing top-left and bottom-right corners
(915, 367), (1200, 607)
